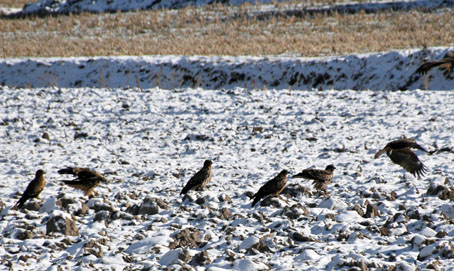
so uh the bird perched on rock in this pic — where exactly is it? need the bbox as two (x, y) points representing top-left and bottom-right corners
(374, 138), (428, 178)
(15, 169), (46, 209)
(250, 170), (288, 207)
(293, 165), (335, 192)
(180, 160), (213, 195)
(416, 51), (454, 75)
(59, 167), (107, 196)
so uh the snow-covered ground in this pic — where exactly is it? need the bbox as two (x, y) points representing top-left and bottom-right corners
(11, 0), (454, 16)
(1, 47), (454, 91)
(1, 84), (454, 270)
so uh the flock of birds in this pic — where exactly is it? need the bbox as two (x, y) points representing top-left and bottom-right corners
(12, 138), (428, 210)
(12, 53), (453, 211)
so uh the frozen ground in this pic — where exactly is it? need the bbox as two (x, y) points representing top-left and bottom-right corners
(1, 85), (454, 270)
(1, 47), (454, 91)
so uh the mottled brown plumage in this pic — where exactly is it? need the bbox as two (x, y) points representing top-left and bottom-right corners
(251, 170), (288, 207)
(374, 139), (428, 178)
(180, 160), (213, 195)
(59, 167), (107, 196)
(416, 52), (454, 75)
(292, 165), (336, 191)
(15, 169), (46, 209)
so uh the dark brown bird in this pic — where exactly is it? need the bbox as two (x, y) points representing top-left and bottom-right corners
(374, 138), (428, 178)
(59, 167), (107, 196)
(416, 51), (454, 75)
(293, 165), (336, 191)
(180, 160), (213, 195)
(251, 170), (288, 207)
(15, 169), (46, 209)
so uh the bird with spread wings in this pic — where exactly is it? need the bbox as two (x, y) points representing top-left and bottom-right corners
(416, 52), (454, 75)
(59, 167), (107, 196)
(374, 138), (428, 178)
(293, 165), (336, 193)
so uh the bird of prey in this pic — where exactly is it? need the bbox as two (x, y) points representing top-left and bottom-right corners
(374, 138), (428, 178)
(58, 167), (107, 196)
(250, 170), (288, 207)
(15, 169), (46, 209)
(180, 160), (213, 195)
(416, 52), (454, 75)
(292, 165), (336, 192)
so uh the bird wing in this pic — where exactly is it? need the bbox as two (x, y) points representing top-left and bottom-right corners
(16, 175), (46, 208)
(387, 148), (427, 178)
(296, 169), (330, 182)
(416, 60), (446, 75)
(78, 170), (107, 183)
(180, 167), (211, 194)
(374, 148), (387, 159)
(58, 167), (90, 176)
(253, 175), (286, 199)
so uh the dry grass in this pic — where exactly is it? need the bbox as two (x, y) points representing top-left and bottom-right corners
(0, 2), (453, 58)
(0, 0), (35, 8)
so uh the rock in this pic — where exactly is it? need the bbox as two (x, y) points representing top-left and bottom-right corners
(190, 250), (211, 266)
(168, 228), (202, 249)
(16, 229), (34, 240)
(0, 198), (5, 212)
(94, 210), (111, 222)
(74, 204), (89, 217)
(353, 204), (365, 217)
(292, 232), (316, 242)
(239, 236), (259, 251)
(218, 207), (232, 220)
(23, 200), (41, 211)
(196, 197), (206, 205)
(260, 197), (282, 208)
(427, 184), (454, 200)
(418, 244), (437, 261)
(218, 194), (232, 203)
(365, 201), (379, 218)
(127, 197), (169, 216)
(46, 215), (79, 236)
(159, 248), (185, 266)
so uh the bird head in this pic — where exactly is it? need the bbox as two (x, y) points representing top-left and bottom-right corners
(325, 165), (336, 171)
(36, 169), (45, 176)
(280, 169), (289, 176)
(204, 160), (213, 167)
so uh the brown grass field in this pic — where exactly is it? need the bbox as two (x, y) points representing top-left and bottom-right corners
(0, 1), (453, 58)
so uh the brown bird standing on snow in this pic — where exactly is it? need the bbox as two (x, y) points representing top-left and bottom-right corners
(293, 165), (336, 192)
(59, 167), (107, 196)
(180, 160), (213, 195)
(250, 170), (288, 207)
(15, 169), (46, 209)
(374, 138), (428, 178)
(416, 51), (454, 75)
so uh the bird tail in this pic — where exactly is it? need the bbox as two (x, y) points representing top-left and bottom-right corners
(15, 196), (27, 209)
(251, 195), (260, 207)
(180, 185), (190, 195)
(374, 148), (386, 159)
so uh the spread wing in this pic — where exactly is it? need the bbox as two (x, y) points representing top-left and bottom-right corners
(294, 169), (332, 182)
(387, 148), (427, 178)
(58, 167), (90, 176)
(61, 169), (105, 196)
(416, 57), (454, 75)
(416, 60), (446, 75)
